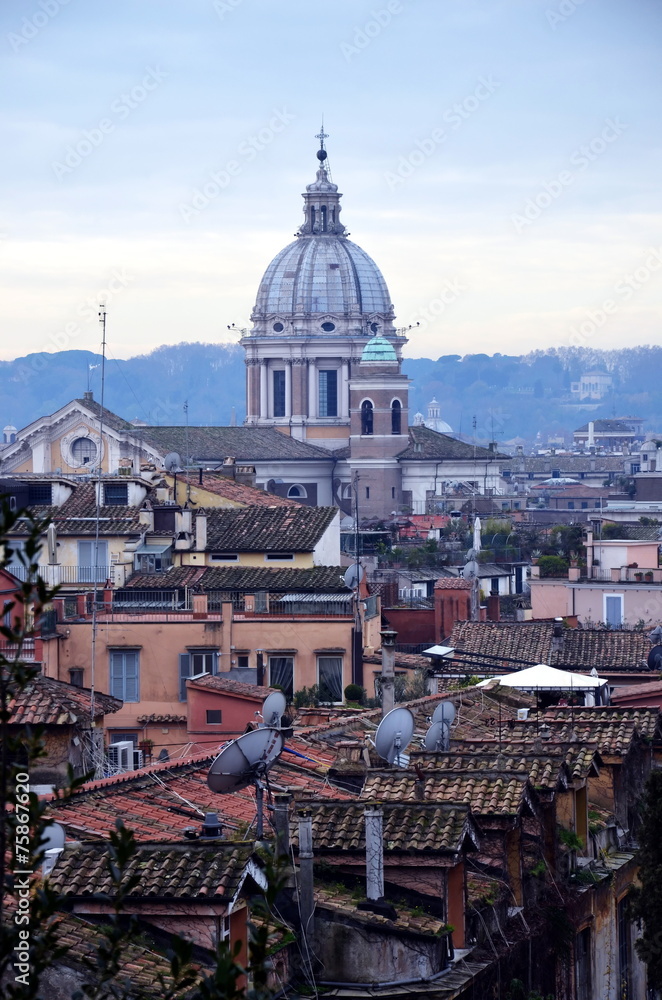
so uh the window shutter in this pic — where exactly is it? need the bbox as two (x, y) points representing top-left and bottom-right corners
(110, 652), (123, 700)
(125, 652), (139, 702)
(179, 653), (191, 701)
(212, 651), (219, 676)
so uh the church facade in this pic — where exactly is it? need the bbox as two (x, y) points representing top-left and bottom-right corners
(0, 141), (505, 520)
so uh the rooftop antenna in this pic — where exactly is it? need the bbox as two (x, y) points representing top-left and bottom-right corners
(183, 400), (191, 500)
(257, 690), (287, 729)
(89, 302), (107, 768)
(372, 707), (415, 767)
(207, 728), (284, 839)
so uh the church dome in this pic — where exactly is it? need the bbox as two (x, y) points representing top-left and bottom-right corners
(254, 237), (392, 318)
(361, 335), (398, 363)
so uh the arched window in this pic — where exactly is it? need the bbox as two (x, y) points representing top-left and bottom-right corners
(361, 400), (373, 435)
(287, 484), (307, 499)
(391, 399), (402, 435)
(71, 437), (97, 465)
(321, 205), (327, 232)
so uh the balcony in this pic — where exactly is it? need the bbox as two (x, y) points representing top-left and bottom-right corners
(584, 566), (662, 584)
(0, 638), (38, 661)
(8, 565), (114, 586)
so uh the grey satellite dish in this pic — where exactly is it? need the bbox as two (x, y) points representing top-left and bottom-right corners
(343, 564), (364, 589)
(164, 452), (183, 472)
(374, 707), (415, 766)
(462, 560), (479, 579)
(424, 721), (450, 752)
(207, 728), (284, 838)
(432, 701), (456, 726)
(259, 690), (287, 728)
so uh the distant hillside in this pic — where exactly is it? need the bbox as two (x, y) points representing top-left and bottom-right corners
(2, 342), (662, 445)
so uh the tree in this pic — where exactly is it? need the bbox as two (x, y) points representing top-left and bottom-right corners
(631, 768), (662, 990)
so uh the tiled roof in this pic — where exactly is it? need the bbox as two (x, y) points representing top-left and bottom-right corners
(9, 480), (149, 537)
(602, 523), (662, 540)
(315, 883), (448, 937)
(132, 425), (333, 462)
(544, 706), (661, 740)
(473, 720), (640, 756)
(8, 674), (120, 725)
(186, 675), (272, 700)
(575, 420), (634, 433)
(49, 841), (254, 900)
(55, 913), (182, 992)
(398, 425), (505, 461)
(46, 740), (353, 841)
(205, 504), (337, 552)
(410, 747), (598, 786)
(361, 770), (531, 816)
(124, 564), (350, 593)
(501, 454), (623, 474)
(74, 398), (135, 432)
(291, 801), (475, 853)
(446, 621), (651, 672)
(175, 472), (298, 507)
(434, 578), (473, 591)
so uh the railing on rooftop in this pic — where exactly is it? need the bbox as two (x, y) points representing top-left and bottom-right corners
(0, 638), (37, 661)
(585, 566), (662, 584)
(9, 564), (114, 585)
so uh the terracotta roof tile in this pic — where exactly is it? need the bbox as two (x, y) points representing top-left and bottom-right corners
(315, 883), (448, 936)
(361, 770), (531, 816)
(123, 564), (350, 593)
(8, 674), (120, 726)
(204, 504), (337, 552)
(186, 674), (272, 699)
(177, 472), (298, 507)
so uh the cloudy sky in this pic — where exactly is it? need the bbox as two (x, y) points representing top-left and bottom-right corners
(1, 0), (661, 363)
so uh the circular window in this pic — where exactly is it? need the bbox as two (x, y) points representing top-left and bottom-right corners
(273, 322), (284, 332)
(71, 437), (97, 465)
(321, 321), (335, 332)
(370, 322), (379, 334)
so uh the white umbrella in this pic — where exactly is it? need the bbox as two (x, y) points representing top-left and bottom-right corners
(477, 663), (607, 691)
(473, 516), (482, 554)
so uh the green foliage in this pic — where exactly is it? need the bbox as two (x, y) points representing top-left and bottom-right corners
(537, 555), (569, 578)
(529, 861), (547, 878)
(458, 675), (480, 688)
(506, 980), (555, 1000)
(293, 685), (320, 708)
(557, 826), (584, 851)
(631, 769), (662, 989)
(343, 683), (366, 705)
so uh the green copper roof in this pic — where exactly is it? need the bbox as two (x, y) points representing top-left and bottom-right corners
(361, 335), (397, 363)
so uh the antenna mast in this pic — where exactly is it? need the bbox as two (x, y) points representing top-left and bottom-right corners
(89, 303), (107, 771)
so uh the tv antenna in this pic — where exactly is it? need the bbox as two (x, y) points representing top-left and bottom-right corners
(373, 707), (414, 767)
(257, 690), (287, 729)
(424, 701), (456, 751)
(207, 728), (284, 839)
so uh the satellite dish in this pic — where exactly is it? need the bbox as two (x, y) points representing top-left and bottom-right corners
(432, 701), (456, 726)
(207, 728), (284, 839)
(164, 452), (183, 472)
(39, 821), (66, 874)
(259, 690), (287, 728)
(374, 707), (414, 766)
(648, 645), (662, 670)
(343, 564), (364, 589)
(462, 560), (479, 579)
(424, 721), (450, 752)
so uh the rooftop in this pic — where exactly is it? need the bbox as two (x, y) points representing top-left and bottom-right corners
(132, 425), (333, 462)
(7, 674), (120, 726)
(204, 503), (337, 552)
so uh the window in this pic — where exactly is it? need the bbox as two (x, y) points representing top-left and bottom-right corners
(391, 399), (401, 435)
(575, 928), (592, 1000)
(28, 483), (52, 505)
(69, 668), (84, 687)
(266, 552), (294, 561)
(318, 656), (343, 703)
(490, 578), (500, 594)
(179, 650), (219, 700)
(287, 485), (307, 499)
(110, 650), (140, 702)
(581, 501), (588, 509)
(630, 463), (640, 475)
(268, 656), (293, 699)
(210, 552), (238, 562)
(321, 321), (335, 332)
(71, 437), (97, 465)
(273, 370), (286, 417)
(104, 483), (128, 506)
(109, 731), (138, 746)
(135, 546), (172, 574)
(502, 470), (512, 479)
(594, 500), (601, 508)
(254, 591), (268, 612)
(528, 472), (534, 480)
(361, 400), (373, 435)
(567, 501), (575, 509)
(552, 469), (560, 478)
(272, 322), (284, 332)
(604, 594), (623, 627)
(206, 710), (223, 724)
(643, 454), (648, 462)
(78, 540), (109, 582)
(318, 370), (338, 416)
(391, 487), (396, 499)
(237, 654), (249, 670)
(365, 486), (370, 499)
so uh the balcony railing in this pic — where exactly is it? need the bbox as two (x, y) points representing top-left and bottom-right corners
(0, 638), (37, 661)
(8, 564), (113, 585)
(586, 566), (662, 584)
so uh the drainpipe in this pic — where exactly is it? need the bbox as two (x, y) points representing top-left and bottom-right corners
(364, 805), (384, 901)
(298, 810), (314, 936)
(273, 793), (291, 861)
(380, 628), (397, 717)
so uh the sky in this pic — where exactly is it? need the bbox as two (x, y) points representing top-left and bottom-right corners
(1, 0), (661, 363)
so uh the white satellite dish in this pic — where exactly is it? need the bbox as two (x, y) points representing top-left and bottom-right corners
(432, 701), (456, 726)
(462, 560), (479, 579)
(164, 452), (183, 472)
(343, 564), (364, 589)
(424, 720), (450, 752)
(207, 728), (284, 838)
(259, 690), (287, 728)
(374, 707), (415, 767)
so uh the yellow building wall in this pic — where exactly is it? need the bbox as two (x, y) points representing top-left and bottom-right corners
(165, 476), (243, 509)
(179, 551), (314, 568)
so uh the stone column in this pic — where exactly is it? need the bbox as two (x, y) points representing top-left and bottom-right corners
(259, 361), (268, 419)
(308, 361), (317, 418)
(341, 361), (349, 417)
(284, 361), (292, 418)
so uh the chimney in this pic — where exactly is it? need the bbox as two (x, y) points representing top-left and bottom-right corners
(380, 629), (397, 717)
(551, 617), (564, 655)
(195, 512), (207, 551)
(200, 812), (224, 838)
(487, 588), (500, 622)
(273, 793), (291, 860)
(297, 810), (314, 935)
(587, 421), (595, 449)
(364, 806), (384, 901)
(138, 508), (154, 530)
(83, 390), (93, 403)
(47, 523), (58, 565)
